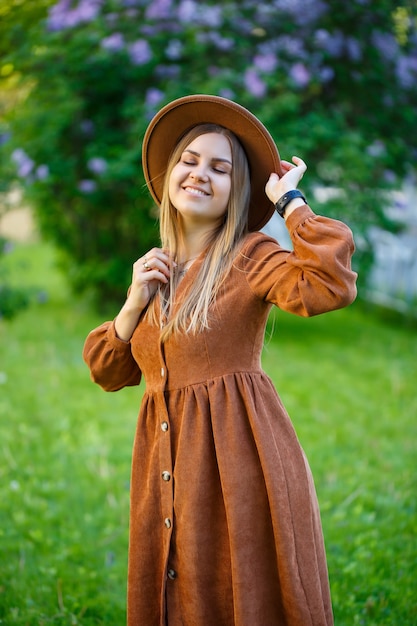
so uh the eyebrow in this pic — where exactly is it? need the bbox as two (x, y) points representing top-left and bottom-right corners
(183, 149), (232, 166)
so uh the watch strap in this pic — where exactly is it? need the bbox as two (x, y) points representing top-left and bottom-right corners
(274, 189), (306, 218)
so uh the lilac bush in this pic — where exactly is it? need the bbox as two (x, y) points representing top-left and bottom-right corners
(1, 0), (416, 304)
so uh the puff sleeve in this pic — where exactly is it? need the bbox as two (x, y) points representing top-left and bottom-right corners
(83, 320), (142, 391)
(243, 205), (357, 316)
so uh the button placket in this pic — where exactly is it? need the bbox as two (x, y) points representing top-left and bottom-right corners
(157, 343), (175, 583)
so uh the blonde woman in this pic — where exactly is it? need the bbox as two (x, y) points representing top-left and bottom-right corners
(83, 95), (357, 626)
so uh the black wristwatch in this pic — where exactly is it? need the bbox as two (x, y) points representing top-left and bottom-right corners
(274, 189), (306, 218)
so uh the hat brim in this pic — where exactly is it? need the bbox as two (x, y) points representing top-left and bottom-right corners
(142, 94), (282, 231)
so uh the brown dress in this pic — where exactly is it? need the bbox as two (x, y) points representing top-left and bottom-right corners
(83, 206), (357, 626)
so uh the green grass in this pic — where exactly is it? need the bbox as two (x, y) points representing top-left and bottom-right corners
(1, 240), (416, 625)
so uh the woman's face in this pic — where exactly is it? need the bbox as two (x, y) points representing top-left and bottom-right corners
(168, 132), (232, 227)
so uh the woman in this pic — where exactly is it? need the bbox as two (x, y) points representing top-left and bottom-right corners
(83, 94), (357, 625)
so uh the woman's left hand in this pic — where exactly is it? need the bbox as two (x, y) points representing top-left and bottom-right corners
(265, 156), (307, 204)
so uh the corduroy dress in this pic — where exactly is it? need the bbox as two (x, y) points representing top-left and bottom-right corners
(83, 206), (357, 626)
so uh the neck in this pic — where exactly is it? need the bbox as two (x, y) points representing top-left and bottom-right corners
(177, 223), (214, 263)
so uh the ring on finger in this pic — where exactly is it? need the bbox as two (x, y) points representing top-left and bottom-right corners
(143, 261), (151, 270)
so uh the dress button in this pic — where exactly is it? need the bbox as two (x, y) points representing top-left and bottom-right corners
(161, 421), (169, 432)
(162, 471), (171, 482)
(164, 517), (172, 529)
(160, 367), (165, 377)
(167, 568), (177, 580)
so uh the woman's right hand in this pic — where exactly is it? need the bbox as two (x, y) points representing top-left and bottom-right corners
(115, 248), (173, 341)
(127, 247), (173, 311)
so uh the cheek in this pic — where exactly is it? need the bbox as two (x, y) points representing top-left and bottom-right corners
(220, 179), (232, 204)
(168, 166), (181, 199)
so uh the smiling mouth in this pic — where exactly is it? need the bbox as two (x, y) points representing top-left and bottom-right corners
(183, 186), (209, 197)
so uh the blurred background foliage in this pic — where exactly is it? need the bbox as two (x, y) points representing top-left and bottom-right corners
(0, 0), (416, 309)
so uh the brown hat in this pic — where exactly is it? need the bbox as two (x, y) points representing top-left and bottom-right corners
(142, 94), (283, 231)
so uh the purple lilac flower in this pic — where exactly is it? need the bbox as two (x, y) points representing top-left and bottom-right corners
(11, 148), (35, 178)
(145, 88), (165, 120)
(11, 148), (27, 164)
(76, 0), (102, 22)
(47, 0), (103, 31)
(105, 12), (118, 26)
(145, 88), (165, 108)
(129, 39), (152, 66)
(261, 0), (325, 26)
(396, 55), (417, 89)
(208, 33), (234, 52)
(290, 62), (310, 88)
(47, 0), (71, 31)
(314, 29), (344, 58)
(36, 165), (50, 180)
(254, 53), (278, 74)
(140, 24), (161, 37)
(318, 66), (334, 83)
(208, 66), (220, 78)
(273, 0), (328, 26)
(101, 33), (125, 52)
(80, 119), (95, 135)
(346, 37), (362, 62)
(295, 0), (328, 26)
(197, 32), (233, 52)
(87, 157), (108, 175)
(177, 0), (196, 23)
(154, 64), (181, 79)
(0, 132), (11, 146)
(145, 0), (173, 20)
(78, 179), (97, 193)
(218, 88), (235, 100)
(197, 5), (223, 28)
(383, 170), (396, 184)
(276, 35), (306, 60)
(366, 140), (386, 158)
(244, 68), (267, 98)
(371, 31), (399, 62)
(165, 40), (182, 61)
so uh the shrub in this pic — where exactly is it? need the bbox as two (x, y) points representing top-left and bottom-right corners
(1, 0), (416, 307)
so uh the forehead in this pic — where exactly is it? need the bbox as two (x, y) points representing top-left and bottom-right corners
(184, 132), (232, 158)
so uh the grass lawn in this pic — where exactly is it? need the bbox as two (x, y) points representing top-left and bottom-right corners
(1, 240), (416, 625)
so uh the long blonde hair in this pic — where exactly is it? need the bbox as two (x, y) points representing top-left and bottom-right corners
(146, 123), (251, 341)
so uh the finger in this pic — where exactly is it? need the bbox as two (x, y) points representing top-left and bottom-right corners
(136, 259), (170, 281)
(138, 248), (172, 266)
(136, 254), (173, 283)
(134, 264), (169, 287)
(140, 249), (171, 272)
(291, 156), (307, 171)
(145, 268), (169, 284)
(279, 160), (294, 171)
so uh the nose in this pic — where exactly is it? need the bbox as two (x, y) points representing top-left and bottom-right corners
(189, 167), (208, 182)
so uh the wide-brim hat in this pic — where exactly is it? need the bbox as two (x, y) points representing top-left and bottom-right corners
(142, 94), (282, 231)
